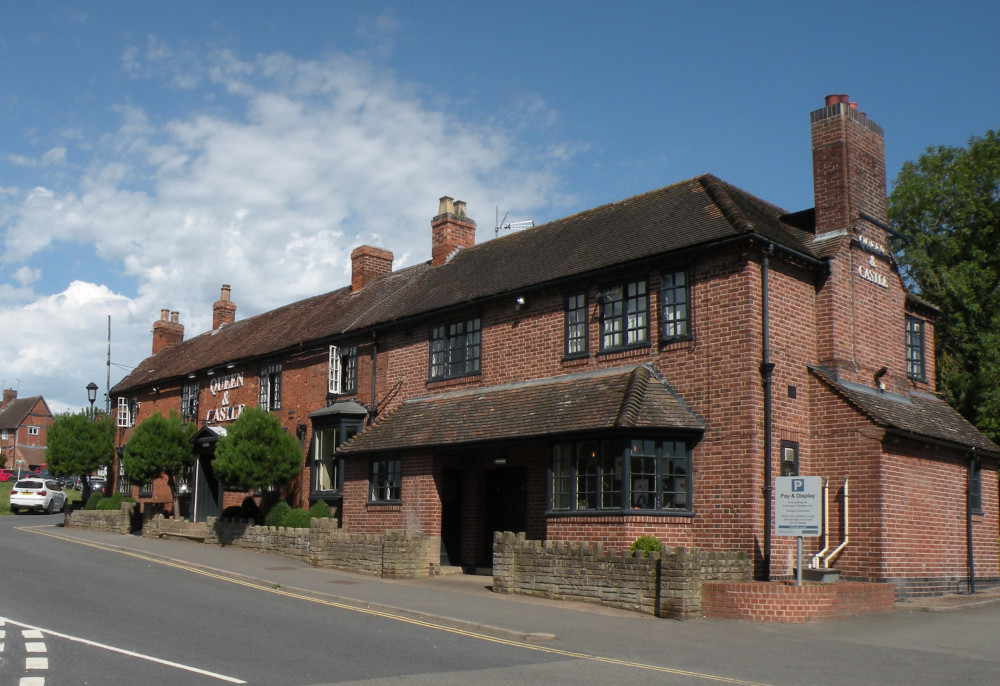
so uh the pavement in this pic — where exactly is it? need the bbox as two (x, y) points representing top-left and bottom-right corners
(38, 522), (1000, 638)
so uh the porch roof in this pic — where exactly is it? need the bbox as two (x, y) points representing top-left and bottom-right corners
(338, 365), (704, 455)
(809, 366), (1000, 456)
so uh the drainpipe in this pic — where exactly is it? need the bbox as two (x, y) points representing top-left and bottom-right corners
(369, 331), (378, 425)
(760, 243), (775, 580)
(967, 448), (976, 595)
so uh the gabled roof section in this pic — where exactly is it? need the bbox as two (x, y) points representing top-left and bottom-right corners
(0, 396), (50, 430)
(114, 175), (821, 394)
(809, 366), (1000, 456)
(338, 365), (705, 455)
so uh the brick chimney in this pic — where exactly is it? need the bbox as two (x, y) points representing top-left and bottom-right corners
(213, 284), (237, 330)
(351, 245), (394, 291)
(812, 94), (894, 380)
(2, 389), (16, 409)
(152, 309), (184, 354)
(812, 93), (887, 235)
(431, 196), (476, 266)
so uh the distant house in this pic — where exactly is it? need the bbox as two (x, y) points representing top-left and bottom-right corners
(0, 389), (53, 473)
(112, 95), (998, 599)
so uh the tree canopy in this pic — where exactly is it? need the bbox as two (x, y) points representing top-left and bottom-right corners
(890, 129), (1000, 442)
(47, 412), (115, 499)
(123, 412), (196, 517)
(212, 407), (302, 492)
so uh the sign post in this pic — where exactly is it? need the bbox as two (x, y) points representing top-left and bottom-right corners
(775, 476), (823, 585)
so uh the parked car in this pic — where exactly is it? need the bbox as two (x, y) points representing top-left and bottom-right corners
(0, 469), (14, 482)
(9, 479), (68, 514)
(87, 477), (107, 495)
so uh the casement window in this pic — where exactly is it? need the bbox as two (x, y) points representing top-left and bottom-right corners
(328, 345), (358, 395)
(970, 457), (983, 514)
(429, 317), (481, 380)
(600, 280), (648, 351)
(259, 363), (282, 411)
(780, 441), (799, 477)
(550, 438), (691, 513)
(905, 316), (926, 382)
(181, 382), (199, 422)
(27, 426), (40, 436)
(369, 458), (401, 503)
(661, 270), (691, 341)
(312, 422), (360, 495)
(116, 396), (137, 428)
(564, 292), (588, 358)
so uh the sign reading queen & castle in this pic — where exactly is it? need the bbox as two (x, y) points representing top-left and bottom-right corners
(205, 371), (246, 423)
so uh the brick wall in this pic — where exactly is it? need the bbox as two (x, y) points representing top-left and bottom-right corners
(702, 581), (895, 622)
(65, 502), (137, 535)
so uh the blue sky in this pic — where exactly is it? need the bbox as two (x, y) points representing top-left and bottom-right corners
(1, 1), (997, 413)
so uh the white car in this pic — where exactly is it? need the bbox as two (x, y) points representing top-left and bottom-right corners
(9, 479), (68, 514)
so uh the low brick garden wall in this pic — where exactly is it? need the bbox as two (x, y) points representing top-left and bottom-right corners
(492, 532), (752, 620)
(64, 502), (137, 535)
(702, 581), (896, 622)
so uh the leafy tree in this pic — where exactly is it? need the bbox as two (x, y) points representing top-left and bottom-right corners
(889, 129), (1000, 442)
(212, 407), (302, 492)
(123, 412), (195, 519)
(47, 412), (115, 503)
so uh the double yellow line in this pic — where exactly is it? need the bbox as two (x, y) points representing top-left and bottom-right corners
(24, 525), (771, 685)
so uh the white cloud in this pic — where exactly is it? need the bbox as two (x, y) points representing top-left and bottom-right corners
(0, 43), (571, 412)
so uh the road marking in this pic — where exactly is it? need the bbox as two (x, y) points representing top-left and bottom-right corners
(0, 617), (245, 684)
(25, 657), (48, 669)
(25, 642), (47, 653)
(22, 630), (43, 639)
(19, 678), (45, 686)
(24, 526), (772, 686)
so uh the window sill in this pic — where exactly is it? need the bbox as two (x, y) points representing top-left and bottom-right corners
(366, 501), (402, 510)
(546, 508), (694, 518)
(659, 335), (693, 349)
(426, 373), (481, 389)
(595, 344), (651, 359)
(310, 490), (343, 502)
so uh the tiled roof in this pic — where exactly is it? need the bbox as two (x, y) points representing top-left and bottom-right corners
(114, 175), (814, 393)
(0, 396), (47, 430)
(809, 367), (1000, 455)
(338, 365), (705, 454)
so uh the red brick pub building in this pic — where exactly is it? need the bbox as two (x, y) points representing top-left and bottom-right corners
(112, 96), (998, 599)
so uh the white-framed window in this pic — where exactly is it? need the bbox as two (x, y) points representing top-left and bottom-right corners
(328, 345), (359, 395)
(27, 426), (40, 436)
(116, 397), (137, 427)
(259, 363), (282, 411)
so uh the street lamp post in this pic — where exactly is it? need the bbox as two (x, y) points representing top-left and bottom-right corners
(86, 382), (98, 416)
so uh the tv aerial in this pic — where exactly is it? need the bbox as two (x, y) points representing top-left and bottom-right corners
(494, 207), (534, 237)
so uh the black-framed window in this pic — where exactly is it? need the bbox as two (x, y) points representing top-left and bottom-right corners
(259, 362), (282, 411)
(369, 458), (401, 503)
(181, 381), (199, 422)
(600, 280), (648, 351)
(661, 270), (691, 341)
(328, 345), (358, 395)
(906, 316), (926, 382)
(550, 438), (691, 513)
(970, 456), (982, 514)
(780, 441), (799, 477)
(429, 317), (481, 380)
(564, 292), (589, 358)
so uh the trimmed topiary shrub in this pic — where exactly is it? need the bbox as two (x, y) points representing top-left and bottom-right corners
(264, 501), (291, 528)
(631, 535), (662, 557)
(309, 501), (333, 519)
(281, 508), (312, 529)
(85, 493), (105, 510)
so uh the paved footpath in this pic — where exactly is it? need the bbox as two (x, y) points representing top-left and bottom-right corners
(38, 522), (1000, 638)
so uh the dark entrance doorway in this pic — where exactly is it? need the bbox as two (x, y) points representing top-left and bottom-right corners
(440, 468), (463, 567)
(190, 426), (225, 523)
(483, 467), (526, 566)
